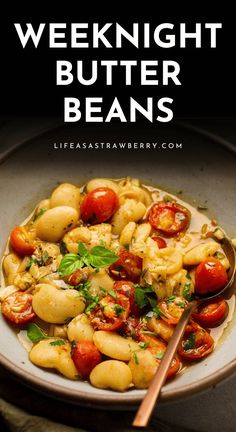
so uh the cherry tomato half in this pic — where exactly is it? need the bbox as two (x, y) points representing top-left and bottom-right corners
(114, 280), (140, 316)
(10, 226), (36, 256)
(139, 334), (180, 379)
(159, 296), (187, 326)
(1, 292), (36, 324)
(195, 257), (228, 295)
(71, 340), (102, 378)
(148, 201), (191, 237)
(81, 187), (119, 224)
(109, 250), (142, 283)
(192, 298), (228, 327)
(152, 236), (167, 249)
(90, 292), (130, 331)
(178, 325), (214, 360)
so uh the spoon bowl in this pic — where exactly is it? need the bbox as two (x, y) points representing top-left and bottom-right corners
(133, 237), (236, 428)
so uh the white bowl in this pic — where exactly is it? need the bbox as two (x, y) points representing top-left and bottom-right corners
(0, 122), (235, 407)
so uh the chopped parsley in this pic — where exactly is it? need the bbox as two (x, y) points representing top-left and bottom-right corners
(139, 341), (150, 350)
(142, 331), (160, 337)
(113, 304), (126, 316)
(183, 333), (196, 351)
(166, 295), (176, 304)
(183, 282), (192, 301)
(154, 351), (165, 360)
(33, 207), (47, 222)
(49, 340), (65, 346)
(26, 256), (37, 269)
(134, 283), (156, 309)
(214, 251), (225, 260)
(133, 351), (139, 365)
(163, 195), (175, 203)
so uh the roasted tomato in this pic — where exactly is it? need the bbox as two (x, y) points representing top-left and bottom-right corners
(152, 236), (167, 249)
(178, 324), (214, 360)
(1, 292), (36, 324)
(109, 250), (142, 283)
(71, 340), (102, 378)
(121, 316), (142, 339)
(159, 296), (187, 326)
(81, 187), (119, 224)
(139, 334), (180, 379)
(192, 298), (228, 327)
(148, 201), (191, 237)
(114, 280), (140, 315)
(67, 268), (90, 286)
(195, 257), (228, 295)
(10, 226), (36, 256)
(90, 292), (130, 331)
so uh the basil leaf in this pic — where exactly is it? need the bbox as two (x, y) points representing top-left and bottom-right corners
(27, 323), (48, 343)
(88, 246), (118, 268)
(78, 241), (88, 257)
(183, 333), (196, 351)
(49, 340), (65, 346)
(59, 254), (83, 277)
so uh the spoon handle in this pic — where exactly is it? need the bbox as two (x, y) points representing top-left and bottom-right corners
(132, 300), (197, 428)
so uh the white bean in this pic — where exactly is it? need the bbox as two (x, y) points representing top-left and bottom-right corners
(67, 314), (94, 342)
(90, 360), (132, 391)
(35, 206), (79, 242)
(50, 183), (81, 212)
(32, 284), (85, 323)
(128, 350), (157, 389)
(29, 338), (79, 379)
(86, 178), (120, 194)
(93, 331), (139, 361)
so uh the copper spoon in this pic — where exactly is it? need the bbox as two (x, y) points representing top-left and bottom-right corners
(133, 237), (236, 428)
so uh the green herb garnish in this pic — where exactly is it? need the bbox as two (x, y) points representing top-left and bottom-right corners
(183, 333), (196, 351)
(133, 351), (139, 365)
(49, 340), (65, 346)
(26, 256), (37, 269)
(142, 331), (160, 337)
(113, 304), (126, 316)
(163, 195), (175, 203)
(214, 251), (225, 260)
(27, 323), (48, 343)
(166, 295), (176, 304)
(134, 283), (155, 309)
(59, 242), (118, 277)
(33, 207), (47, 222)
(139, 341), (150, 350)
(183, 282), (192, 301)
(154, 351), (165, 360)
(58, 253), (84, 277)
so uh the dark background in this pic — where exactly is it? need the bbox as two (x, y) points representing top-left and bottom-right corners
(0, 5), (235, 122)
